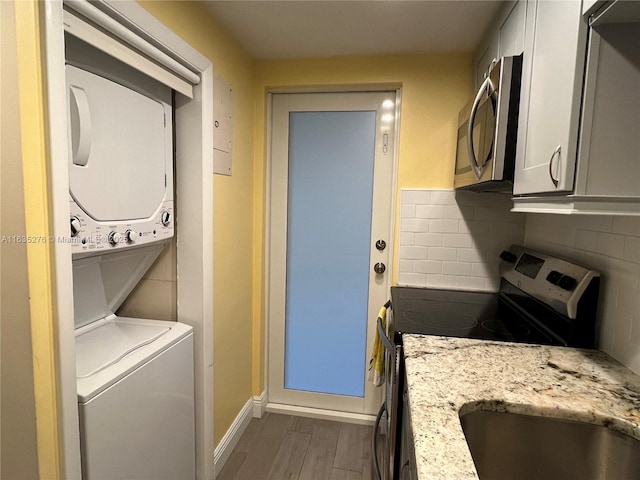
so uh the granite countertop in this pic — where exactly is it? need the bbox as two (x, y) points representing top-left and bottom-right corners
(402, 334), (640, 480)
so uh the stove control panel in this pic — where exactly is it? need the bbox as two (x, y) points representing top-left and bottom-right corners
(499, 245), (600, 319)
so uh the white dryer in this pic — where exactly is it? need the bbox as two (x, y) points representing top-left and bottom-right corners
(66, 61), (174, 257)
(66, 42), (195, 480)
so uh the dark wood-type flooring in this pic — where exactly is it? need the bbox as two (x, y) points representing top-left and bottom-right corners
(217, 413), (374, 480)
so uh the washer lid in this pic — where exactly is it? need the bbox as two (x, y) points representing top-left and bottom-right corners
(66, 65), (169, 222)
(75, 317), (193, 403)
(75, 320), (170, 378)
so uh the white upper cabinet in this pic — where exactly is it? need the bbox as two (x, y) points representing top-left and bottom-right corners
(513, 0), (587, 195)
(512, 0), (640, 215)
(499, 0), (526, 57)
(473, 1), (525, 90)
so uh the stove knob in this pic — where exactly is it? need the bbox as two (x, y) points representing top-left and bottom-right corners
(108, 231), (121, 246)
(558, 275), (577, 291)
(499, 250), (518, 264)
(70, 216), (81, 237)
(124, 229), (137, 244)
(161, 211), (171, 227)
(546, 270), (562, 285)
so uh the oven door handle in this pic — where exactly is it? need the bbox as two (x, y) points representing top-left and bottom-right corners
(372, 401), (387, 480)
(378, 315), (394, 356)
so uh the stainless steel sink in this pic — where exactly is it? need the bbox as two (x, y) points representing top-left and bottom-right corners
(460, 409), (640, 480)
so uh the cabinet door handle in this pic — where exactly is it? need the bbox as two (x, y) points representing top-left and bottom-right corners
(548, 145), (561, 187)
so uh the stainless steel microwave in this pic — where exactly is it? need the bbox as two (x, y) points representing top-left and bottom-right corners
(454, 55), (522, 192)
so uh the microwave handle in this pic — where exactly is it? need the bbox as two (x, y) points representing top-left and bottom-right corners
(467, 76), (496, 180)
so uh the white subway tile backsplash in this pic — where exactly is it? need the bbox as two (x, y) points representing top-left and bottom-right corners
(430, 190), (456, 205)
(443, 205), (466, 219)
(428, 247), (458, 261)
(613, 216), (640, 236)
(401, 218), (429, 232)
(398, 189), (525, 292)
(402, 190), (431, 205)
(524, 213), (640, 375)
(575, 229), (598, 252)
(457, 248), (486, 263)
(415, 233), (443, 247)
(415, 205), (444, 219)
(399, 246), (428, 260)
(414, 260), (442, 274)
(596, 232), (626, 259)
(442, 233), (474, 248)
(426, 274), (457, 288)
(624, 236), (640, 263)
(429, 219), (459, 233)
(442, 261), (472, 276)
(401, 204), (416, 218)
(398, 259), (413, 273)
(470, 262), (491, 277)
(398, 272), (428, 285)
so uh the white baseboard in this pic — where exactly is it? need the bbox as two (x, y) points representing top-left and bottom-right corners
(213, 397), (253, 478)
(252, 390), (267, 418)
(265, 403), (376, 426)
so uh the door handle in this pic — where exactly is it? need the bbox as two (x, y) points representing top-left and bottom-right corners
(374, 263), (386, 274)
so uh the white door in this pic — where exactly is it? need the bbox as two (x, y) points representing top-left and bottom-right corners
(268, 91), (397, 415)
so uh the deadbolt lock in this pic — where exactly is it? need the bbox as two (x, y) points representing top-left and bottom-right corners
(375, 240), (386, 251)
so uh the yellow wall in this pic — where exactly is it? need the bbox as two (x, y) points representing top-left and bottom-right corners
(138, 1), (256, 445)
(1, 1), (40, 477)
(13, 1), (63, 478)
(251, 54), (473, 392)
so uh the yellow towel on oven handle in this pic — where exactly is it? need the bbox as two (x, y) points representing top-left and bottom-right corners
(368, 305), (387, 387)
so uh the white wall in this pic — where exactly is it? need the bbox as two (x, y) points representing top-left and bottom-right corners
(525, 214), (640, 374)
(398, 189), (526, 290)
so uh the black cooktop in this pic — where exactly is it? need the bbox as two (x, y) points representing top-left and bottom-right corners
(391, 286), (559, 346)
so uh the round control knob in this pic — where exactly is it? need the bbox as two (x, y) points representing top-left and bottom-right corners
(108, 231), (121, 246)
(124, 229), (137, 244)
(374, 263), (386, 274)
(161, 211), (171, 227)
(70, 216), (81, 237)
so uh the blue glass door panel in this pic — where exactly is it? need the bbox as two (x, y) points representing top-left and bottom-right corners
(284, 111), (376, 397)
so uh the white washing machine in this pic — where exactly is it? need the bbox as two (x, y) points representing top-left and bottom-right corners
(66, 40), (195, 480)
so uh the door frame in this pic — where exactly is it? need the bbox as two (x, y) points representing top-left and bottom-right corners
(263, 87), (401, 422)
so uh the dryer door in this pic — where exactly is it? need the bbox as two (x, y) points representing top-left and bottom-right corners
(66, 65), (171, 222)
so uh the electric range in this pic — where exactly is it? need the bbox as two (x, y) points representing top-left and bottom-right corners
(391, 245), (601, 348)
(373, 245), (601, 480)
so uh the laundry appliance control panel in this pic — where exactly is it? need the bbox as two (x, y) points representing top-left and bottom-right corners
(69, 200), (173, 258)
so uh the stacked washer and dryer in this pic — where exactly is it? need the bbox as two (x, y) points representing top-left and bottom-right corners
(66, 36), (195, 479)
